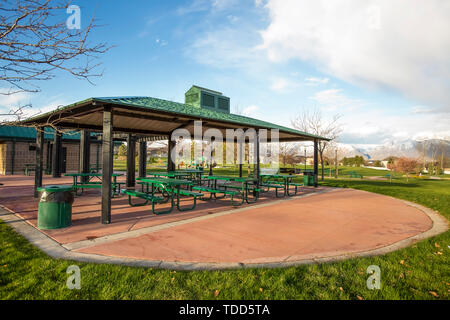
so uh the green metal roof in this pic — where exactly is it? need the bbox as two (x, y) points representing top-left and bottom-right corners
(19, 96), (330, 141)
(0, 126), (82, 141)
(93, 96), (329, 140)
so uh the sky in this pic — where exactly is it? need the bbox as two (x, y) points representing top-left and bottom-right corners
(1, 0), (449, 146)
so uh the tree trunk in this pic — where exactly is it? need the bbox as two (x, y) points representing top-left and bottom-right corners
(320, 151), (325, 181)
(335, 149), (338, 179)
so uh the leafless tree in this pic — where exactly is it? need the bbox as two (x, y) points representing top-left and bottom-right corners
(1, 0), (110, 124)
(279, 142), (297, 167)
(291, 108), (343, 180)
(0, 102), (35, 121)
(323, 141), (344, 178)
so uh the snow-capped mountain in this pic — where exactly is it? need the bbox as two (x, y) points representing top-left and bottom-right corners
(337, 139), (450, 160)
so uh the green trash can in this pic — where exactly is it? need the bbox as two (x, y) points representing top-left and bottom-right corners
(303, 172), (315, 186)
(37, 185), (74, 230)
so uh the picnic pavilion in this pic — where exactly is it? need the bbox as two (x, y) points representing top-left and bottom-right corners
(17, 88), (330, 225)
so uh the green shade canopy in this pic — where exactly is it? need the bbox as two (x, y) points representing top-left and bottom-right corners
(0, 125), (82, 141)
(18, 96), (330, 142)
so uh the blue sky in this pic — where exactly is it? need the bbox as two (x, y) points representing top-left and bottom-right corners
(1, 0), (449, 146)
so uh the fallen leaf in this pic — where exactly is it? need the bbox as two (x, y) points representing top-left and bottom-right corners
(171, 277), (175, 282)
(429, 291), (439, 298)
(214, 290), (220, 297)
(259, 288), (263, 293)
(357, 295), (364, 300)
(339, 287), (344, 292)
(436, 251), (443, 255)
(434, 243), (440, 248)
(400, 260), (405, 265)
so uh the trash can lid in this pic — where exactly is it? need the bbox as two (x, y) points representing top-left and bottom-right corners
(37, 185), (73, 192)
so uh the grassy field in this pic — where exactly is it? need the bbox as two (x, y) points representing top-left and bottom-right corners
(0, 175), (449, 299)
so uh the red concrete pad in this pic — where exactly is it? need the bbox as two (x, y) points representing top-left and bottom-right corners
(76, 189), (433, 264)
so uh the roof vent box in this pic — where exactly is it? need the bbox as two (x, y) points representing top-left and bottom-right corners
(185, 85), (230, 113)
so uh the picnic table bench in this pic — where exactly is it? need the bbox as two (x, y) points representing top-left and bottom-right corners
(200, 176), (260, 205)
(260, 174), (304, 197)
(136, 177), (201, 213)
(121, 189), (170, 214)
(65, 173), (124, 196)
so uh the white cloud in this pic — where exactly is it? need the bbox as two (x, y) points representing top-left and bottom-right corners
(259, 0), (450, 110)
(411, 106), (435, 114)
(242, 105), (259, 116)
(309, 89), (365, 112)
(176, 0), (209, 15)
(156, 38), (168, 46)
(305, 77), (329, 86)
(270, 77), (300, 92)
(254, 0), (264, 7)
(177, 0), (238, 15)
(0, 89), (32, 108)
(212, 0), (239, 11)
(185, 26), (263, 70)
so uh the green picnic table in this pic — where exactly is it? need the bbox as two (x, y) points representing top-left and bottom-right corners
(135, 177), (200, 213)
(65, 173), (124, 196)
(173, 169), (205, 184)
(260, 174), (303, 197)
(149, 171), (191, 179)
(199, 175), (259, 205)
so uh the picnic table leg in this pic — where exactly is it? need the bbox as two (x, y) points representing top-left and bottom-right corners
(245, 181), (259, 204)
(286, 177), (298, 197)
(152, 192), (174, 215)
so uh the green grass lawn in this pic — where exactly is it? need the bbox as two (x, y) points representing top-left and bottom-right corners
(0, 176), (448, 300)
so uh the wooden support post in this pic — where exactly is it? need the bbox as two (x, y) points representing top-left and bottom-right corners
(209, 140), (214, 176)
(253, 131), (260, 183)
(52, 130), (62, 178)
(167, 132), (176, 172)
(314, 139), (319, 188)
(126, 134), (136, 188)
(79, 130), (91, 183)
(239, 140), (243, 178)
(101, 107), (113, 224)
(34, 129), (44, 198)
(46, 141), (52, 174)
(138, 140), (147, 178)
(96, 143), (100, 172)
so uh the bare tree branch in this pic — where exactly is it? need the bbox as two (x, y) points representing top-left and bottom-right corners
(0, 0), (111, 95)
(291, 107), (343, 180)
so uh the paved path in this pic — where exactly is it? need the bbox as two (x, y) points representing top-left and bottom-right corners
(1, 176), (447, 269)
(76, 188), (436, 264)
